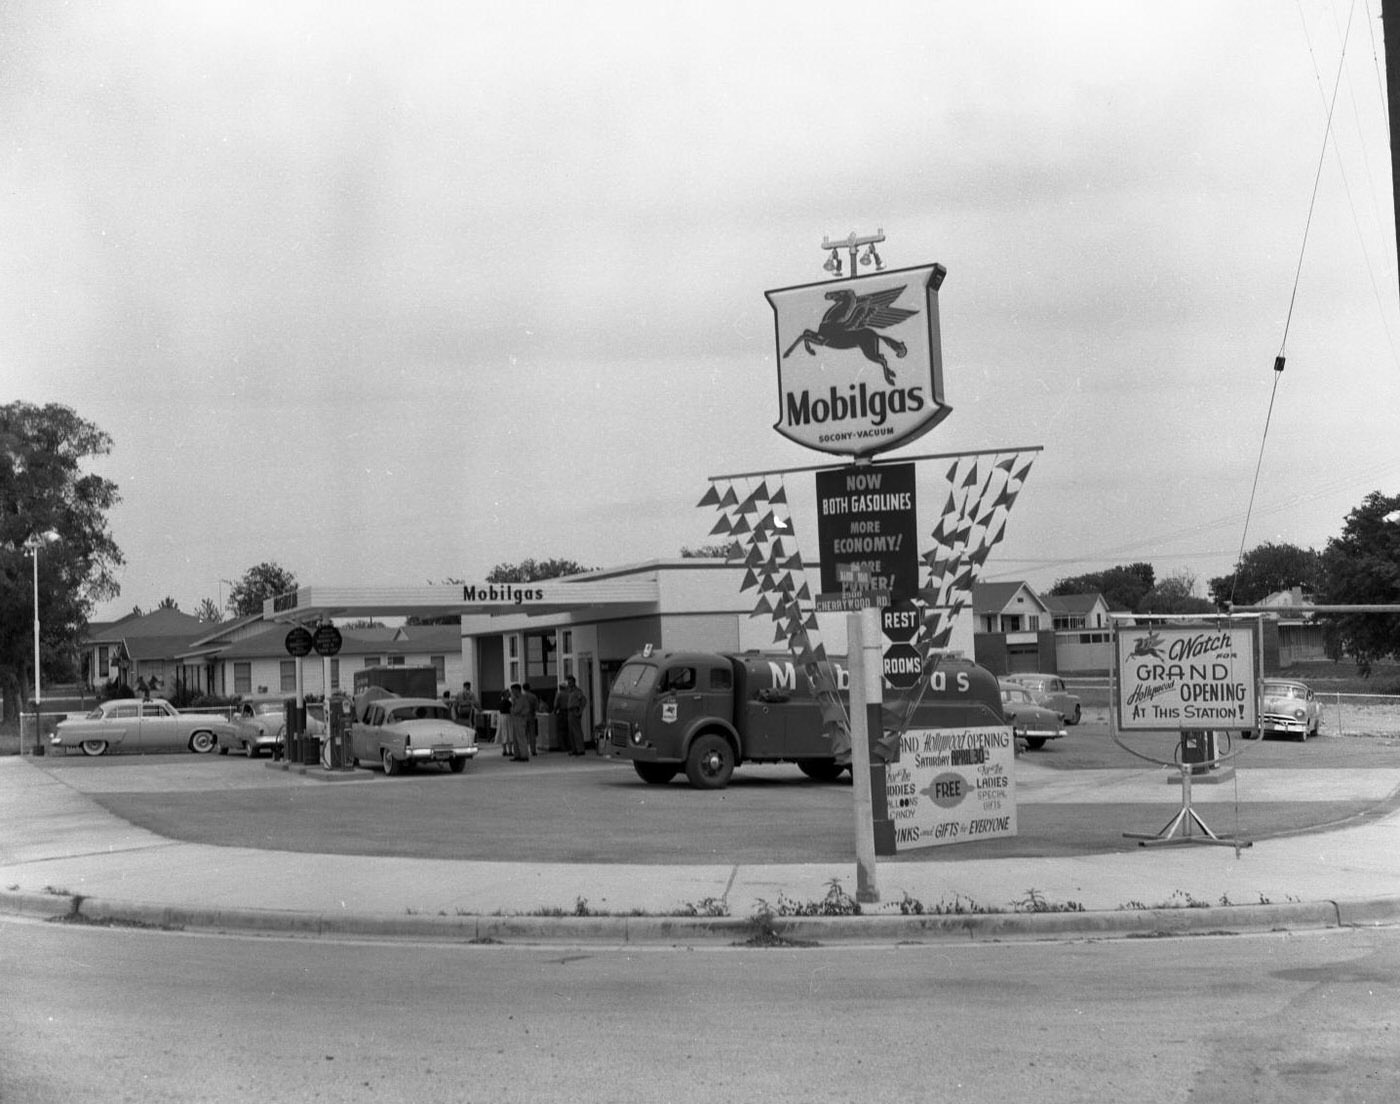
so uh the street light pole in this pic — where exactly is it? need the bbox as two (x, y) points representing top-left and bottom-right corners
(23, 531), (58, 756)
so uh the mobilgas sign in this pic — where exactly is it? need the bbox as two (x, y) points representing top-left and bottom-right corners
(767, 264), (951, 457)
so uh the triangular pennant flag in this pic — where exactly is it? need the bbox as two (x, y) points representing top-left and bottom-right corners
(751, 480), (770, 502)
(719, 486), (739, 508)
(996, 456), (1016, 472)
(770, 484), (788, 505)
(1012, 459), (1034, 484)
(804, 613), (819, 630)
(752, 594), (773, 616)
(739, 568), (759, 591)
(961, 463), (980, 489)
(709, 514), (733, 536)
(796, 581), (811, 602)
(730, 514), (751, 535)
(774, 625), (790, 644)
(697, 485), (722, 508)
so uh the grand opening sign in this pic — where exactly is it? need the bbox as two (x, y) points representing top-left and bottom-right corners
(1115, 622), (1260, 731)
(883, 725), (1017, 850)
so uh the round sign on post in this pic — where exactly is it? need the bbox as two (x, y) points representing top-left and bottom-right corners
(882, 642), (922, 690)
(312, 623), (342, 657)
(284, 626), (314, 657)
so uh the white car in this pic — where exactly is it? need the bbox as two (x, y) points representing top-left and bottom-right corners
(1249, 679), (1322, 741)
(351, 697), (479, 775)
(219, 697), (326, 759)
(51, 698), (237, 757)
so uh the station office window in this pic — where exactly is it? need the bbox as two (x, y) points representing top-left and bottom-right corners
(389, 656), (405, 666)
(234, 663), (251, 694)
(280, 661), (295, 692)
(431, 655), (445, 682)
(363, 656), (381, 668)
(330, 659), (340, 691)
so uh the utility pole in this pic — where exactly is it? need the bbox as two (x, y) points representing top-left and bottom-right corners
(1385, 3), (1400, 304)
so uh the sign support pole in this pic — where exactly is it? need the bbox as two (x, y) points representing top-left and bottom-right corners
(848, 606), (881, 903)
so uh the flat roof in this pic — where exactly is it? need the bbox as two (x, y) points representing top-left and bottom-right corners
(262, 579), (662, 623)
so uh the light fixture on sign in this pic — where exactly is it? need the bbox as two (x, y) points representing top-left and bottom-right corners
(861, 244), (884, 271)
(823, 249), (842, 276)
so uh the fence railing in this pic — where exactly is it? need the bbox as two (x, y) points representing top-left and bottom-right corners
(1063, 679), (1400, 738)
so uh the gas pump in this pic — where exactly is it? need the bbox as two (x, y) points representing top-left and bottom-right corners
(1178, 729), (1218, 775)
(327, 696), (353, 770)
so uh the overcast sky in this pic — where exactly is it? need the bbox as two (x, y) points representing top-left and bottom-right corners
(5, 0), (1398, 621)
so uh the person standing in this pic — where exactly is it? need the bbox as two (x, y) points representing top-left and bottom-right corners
(521, 681), (541, 756)
(558, 675), (588, 756)
(509, 683), (533, 762)
(454, 681), (479, 728)
(499, 686), (516, 757)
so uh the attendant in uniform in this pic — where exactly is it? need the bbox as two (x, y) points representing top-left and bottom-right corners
(499, 686), (515, 757)
(558, 675), (588, 756)
(521, 681), (540, 756)
(509, 683), (533, 762)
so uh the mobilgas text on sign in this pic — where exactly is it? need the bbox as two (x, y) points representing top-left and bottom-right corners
(767, 264), (951, 457)
(1115, 622), (1260, 731)
(460, 583), (546, 605)
(884, 725), (1017, 850)
(815, 461), (919, 602)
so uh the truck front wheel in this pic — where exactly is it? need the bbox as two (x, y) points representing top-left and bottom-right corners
(685, 735), (735, 789)
(633, 762), (679, 785)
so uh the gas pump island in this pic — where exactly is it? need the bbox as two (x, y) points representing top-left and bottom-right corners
(699, 233), (1043, 899)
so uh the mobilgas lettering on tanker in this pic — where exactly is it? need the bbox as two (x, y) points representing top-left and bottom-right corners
(603, 649), (1004, 789)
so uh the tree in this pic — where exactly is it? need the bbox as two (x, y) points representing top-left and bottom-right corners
(1208, 542), (1322, 608)
(0, 402), (123, 719)
(486, 558), (592, 582)
(194, 597), (223, 623)
(1317, 491), (1400, 675)
(1136, 569), (1216, 616)
(226, 562), (298, 618)
(157, 596), (180, 610)
(1050, 563), (1155, 612)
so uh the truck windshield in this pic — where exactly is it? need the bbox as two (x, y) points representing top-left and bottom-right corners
(612, 662), (659, 698)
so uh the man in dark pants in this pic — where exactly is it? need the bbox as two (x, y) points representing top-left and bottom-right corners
(557, 675), (588, 756)
(521, 681), (540, 756)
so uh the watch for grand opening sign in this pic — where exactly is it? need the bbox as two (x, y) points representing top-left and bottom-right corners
(1115, 622), (1260, 732)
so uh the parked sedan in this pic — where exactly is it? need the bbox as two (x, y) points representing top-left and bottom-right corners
(51, 698), (237, 757)
(219, 697), (326, 758)
(350, 697), (479, 775)
(1005, 673), (1082, 725)
(998, 681), (1068, 750)
(1248, 678), (1322, 741)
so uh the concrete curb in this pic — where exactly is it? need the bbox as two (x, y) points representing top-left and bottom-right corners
(5, 889), (1395, 945)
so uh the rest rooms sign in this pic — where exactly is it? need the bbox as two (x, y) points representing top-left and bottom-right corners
(885, 725), (1017, 850)
(815, 461), (919, 602)
(1115, 623), (1259, 731)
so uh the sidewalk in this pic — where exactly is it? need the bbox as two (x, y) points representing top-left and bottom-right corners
(2, 756), (1399, 944)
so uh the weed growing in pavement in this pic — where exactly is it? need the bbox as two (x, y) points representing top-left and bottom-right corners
(1013, 888), (1086, 913)
(895, 891), (995, 915)
(676, 896), (729, 917)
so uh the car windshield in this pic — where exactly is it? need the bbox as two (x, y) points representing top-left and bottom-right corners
(253, 703), (284, 716)
(1264, 682), (1305, 700)
(1001, 687), (1031, 703)
(387, 704), (450, 723)
(612, 662), (659, 697)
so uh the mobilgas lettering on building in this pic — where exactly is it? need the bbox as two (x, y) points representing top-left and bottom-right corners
(460, 583), (547, 605)
(767, 264), (950, 457)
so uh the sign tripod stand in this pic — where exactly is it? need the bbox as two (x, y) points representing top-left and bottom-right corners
(1122, 767), (1248, 848)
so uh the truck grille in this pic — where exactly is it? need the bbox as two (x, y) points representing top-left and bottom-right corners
(608, 721), (629, 747)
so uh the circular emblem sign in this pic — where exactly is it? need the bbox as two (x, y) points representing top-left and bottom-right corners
(312, 623), (343, 657)
(284, 626), (314, 657)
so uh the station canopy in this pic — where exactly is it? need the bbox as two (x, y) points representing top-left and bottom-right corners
(262, 579), (661, 624)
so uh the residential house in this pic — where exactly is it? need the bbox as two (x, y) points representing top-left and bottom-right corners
(80, 607), (211, 696)
(189, 623), (465, 699)
(971, 582), (1057, 674)
(1041, 592), (1112, 631)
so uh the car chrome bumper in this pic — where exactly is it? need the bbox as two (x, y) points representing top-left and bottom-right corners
(404, 746), (479, 761)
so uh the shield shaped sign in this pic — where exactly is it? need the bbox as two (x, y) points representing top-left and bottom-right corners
(766, 264), (951, 457)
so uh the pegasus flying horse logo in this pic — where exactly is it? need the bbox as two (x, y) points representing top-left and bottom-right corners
(781, 284), (919, 385)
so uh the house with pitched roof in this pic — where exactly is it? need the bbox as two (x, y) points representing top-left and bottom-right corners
(79, 607), (211, 696)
